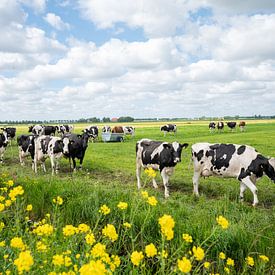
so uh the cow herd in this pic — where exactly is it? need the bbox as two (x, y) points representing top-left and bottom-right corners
(0, 122), (274, 206)
(209, 121), (246, 132)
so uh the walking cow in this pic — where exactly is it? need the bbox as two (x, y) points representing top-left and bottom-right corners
(191, 143), (275, 206)
(160, 124), (177, 136)
(136, 139), (188, 198)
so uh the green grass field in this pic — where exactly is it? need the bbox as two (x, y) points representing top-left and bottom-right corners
(0, 121), (275, 274)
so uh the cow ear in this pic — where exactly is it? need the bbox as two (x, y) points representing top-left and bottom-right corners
(163, 143), (171, 149)
(180, 143), (188, 149)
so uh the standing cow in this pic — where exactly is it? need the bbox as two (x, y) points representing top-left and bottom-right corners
(17, 135), (35, 167)
(57, 125), (74, 135)
(34, 136), (70, 175)
(136, 139), (188, 198)
(227, 122), (237, 131)
(160, 124), (177, 136)
(123, 126), (135, 136)
(102, 126), (111, 133)
(191, 143), (275, 206)
(111, 126), (124, 134)
(43, 126), (57, 136)
(0, 132), (8, 163)
(239, 121), (246, 132)
(208, 122), (216, 132)
(83, 126), (99, 142)
(217, 121), (224, 132)
(29, 125), (44, 136)
(1, 127), (16, 143)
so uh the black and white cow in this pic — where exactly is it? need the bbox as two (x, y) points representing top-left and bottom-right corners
(57, 125), (74, 135)
(34, 135), (70, 175)
(0, 132), (8, 163)
(227, 122), (237, 131)
(160, 124), (177, 136)
(83, 126), (98, 142)
(208, 122), (216, 132)
(62, 132), (89, 171)
(123, 126), (135, 136)
(1, 127), (16, 143)
(17, 135), (35, 167)
(217, 121), (224, 132)
(192, 143), (275, 206)
(29, 125), (44, 136)
(42, 126), (57, 136)
(102, 126), (111, 133)
(136, 139), (188, 198)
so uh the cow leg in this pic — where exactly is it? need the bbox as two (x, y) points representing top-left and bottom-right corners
(161, 169), (170, 198)
(152, 178), (158, 189)
(19, 149), (24, 166)
(136, 159), (142, 189)
(41, 162), (46, 173)
(50, 155), (55, 175)
(72, 158), (77, 171)
(192, 171), (200, 196)
(239, 182), (247, 202)
(242, 177), (258, 206)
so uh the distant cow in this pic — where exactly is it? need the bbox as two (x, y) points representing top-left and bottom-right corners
(102, 126), (111, 133)
(239, 121), (246, 132)
(123, 126), (135, 136)
(208, 122), (216, 132)
(192, 143), (275, 206)
(83, 126), (99, 141)
(160, 124), (177, 136)
(112, 126), (124, 134)
(136, 139), (188, 198)
(29, 125), (44, 136)
(42, 126), (57, 136)
(0, 132), (8, 163)
(62, 132), (89, 171)
(1, 127), (16, 142)
(57, 125), (74, 135)
(34, 135), (70, 175)
(17, 135), (35, 167)
(217, 121), (224, 132)
(227, 122), (237, 131)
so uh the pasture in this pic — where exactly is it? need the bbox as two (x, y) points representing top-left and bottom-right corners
(0, 121), (275, 274)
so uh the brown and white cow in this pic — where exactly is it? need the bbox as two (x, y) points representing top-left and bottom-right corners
(239, 121), (246, 132)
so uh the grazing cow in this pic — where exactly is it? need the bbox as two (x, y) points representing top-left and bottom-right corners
(227, 122), (237, 131)
(102, 126), (111, 133)
(17, 135), (35, 166)
(208, 122), (216, 132)
(0, 132), (8, 163)
(136, 139), (188, 198)
(34, 136), (70, 175)
(83, 126), (99, 141)
(239, 121), (246, 132)
(192, 143), (275, 206)
(42, 126), (57, 136)
(123, 126), (135, 136)
(160, 124), (177, 136)
(217, 121), (224, 132)
(57, 125), (74, 135)
(62, 132), (89, 171)
(111, 126), (124, 134)
(29, 125), (44, 136)
(1, 127), (16, 142)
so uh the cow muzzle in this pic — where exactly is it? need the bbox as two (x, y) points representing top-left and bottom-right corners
(174, 157), (180, 163)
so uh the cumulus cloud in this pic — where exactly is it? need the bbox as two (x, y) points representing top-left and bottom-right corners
(19, 0), (47, 13)
(44, 13), (70, 31)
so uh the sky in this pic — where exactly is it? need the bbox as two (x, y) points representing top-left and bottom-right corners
(1, 0), (275, 121)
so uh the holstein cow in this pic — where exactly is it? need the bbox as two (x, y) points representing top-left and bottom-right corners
(83, 126), (99, 142)
(62, 132), (89, 171)
(160, 124), (177, 136)
(227, 122), (237, 131)
(17, 135), (35, 167)
(42, 126), (57, 136)
(29, 125), (44, 136)
(136, 139), (188, 198)
(0, 132), (8, 163)
(208, 122), (216, 132)
(123, 126), (135, 136)
(192, 143), (275, 206)
(57, 125), (74, 135)
(102, 126), (111, 133)
(217, 121), (224, 132)
(111, 126), (124, 134)
(239, 121), (246, 132)
(1, 127), (16, 143)
(34, 136), (70, 175)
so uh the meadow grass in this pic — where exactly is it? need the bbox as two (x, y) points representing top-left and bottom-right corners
(0, 121), (274, 274)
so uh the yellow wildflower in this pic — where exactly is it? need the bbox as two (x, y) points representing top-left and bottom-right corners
(0, 195), (5, 201)
(226, 258), (234, 267)
(52, 254), (64, 266)
(219, 252), (226, 260)
(0, 240), (5, 247)
(259, 255), (269, 262)
(53, 196), (63, 205)
(99, 204), (110, 215)
(102, 224), (118, 242)
(6, 180), (14, 187)
(216, 215), (229, 229)
(123, 222), (132, 228)
(36, 241), (47, 252)
(204, 261), (211, 269)
(10, 237), (26, 250)
(26, 204), (33, 211)
(131, 251), (144, 266)
(76, 254), (81, 259)
(14, 250), (34, 273)
(160, 250), (168, 259)
(145, 243), (157, 257)
(5, 200), (12, 207)
(177, 256), (192, 273)
(0, 222), (5, 231)
(33, 224), (54, 236)
(182, 233), (193, 243)
(63, 225), (78, 236)
(141, 191), (149, 198)
(85, 233), (95, 245)
(145, 167), (157, 178)
(117, 201), (128, 210)
(91, 243), (107, 258)
(64, 256), (72, 267)
(78, 223), (90, 233)
(147, 196), (158, 206)
(158, 214), (175, 240)
(0, 203), (4, 212)
(246, 256), (254, 267)
(224, 267), (230, 274)
(192, 246), (205, 261)
(4, 254), (9, 259)
(79, 260), (107, 275)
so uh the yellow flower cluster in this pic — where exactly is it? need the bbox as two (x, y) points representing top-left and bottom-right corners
(246, 256), (254, 266)
(147, 196), (158, 206)
(178, 256), (192, 273)
(123, 222), (131, 228)
(85, 233), (95, 245)
(53, 196), (63, 205)
(99, 204), (111, 215)
(78, 223), (90, 233)
(158, 214), (175, 240)
(14, 250), (34, 273)
(117, 201), (128, 210)
(36, 241), (48, 252)
(26, 204), (33, 211)
(145, 243), (157, 257)
(192, 246), (205, 261)
(144, 167), (157, 178)
(259, 255), (269, 262)
(216, 215), (229, 229)
(52, 254), (72, 267)
(141, 191), (149, 198)
(8, 185), (24, 201)
(131, 251), (144, 266)
(10, 237), (26, 250)
(63, 225), (78, 236)
(182, 233), (193, 243)
(33, 224), (54, 236)
(102, 224), (118, 242)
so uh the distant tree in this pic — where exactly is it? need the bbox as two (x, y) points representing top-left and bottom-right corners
(102, 117), (111, 123)
(117, 116), (134, 122)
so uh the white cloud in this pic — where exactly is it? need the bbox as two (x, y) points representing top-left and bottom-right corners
(19, 0), (47, 13)
(44, 13), (70, 31)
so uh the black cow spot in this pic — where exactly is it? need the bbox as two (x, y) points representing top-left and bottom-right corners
(200, 161), (204, 165)
(196, 150), (204, 161)
(237, 145), (246, 155)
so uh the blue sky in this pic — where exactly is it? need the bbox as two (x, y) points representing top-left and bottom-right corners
(1, 0), (275, 120)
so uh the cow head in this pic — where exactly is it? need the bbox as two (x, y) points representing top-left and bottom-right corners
(267, 158), (275, 182)
(62, 137), (70, 155)
(1, 131), (8, 146)
(163, 142), (188, 163)
(28, 125), (34, 132)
